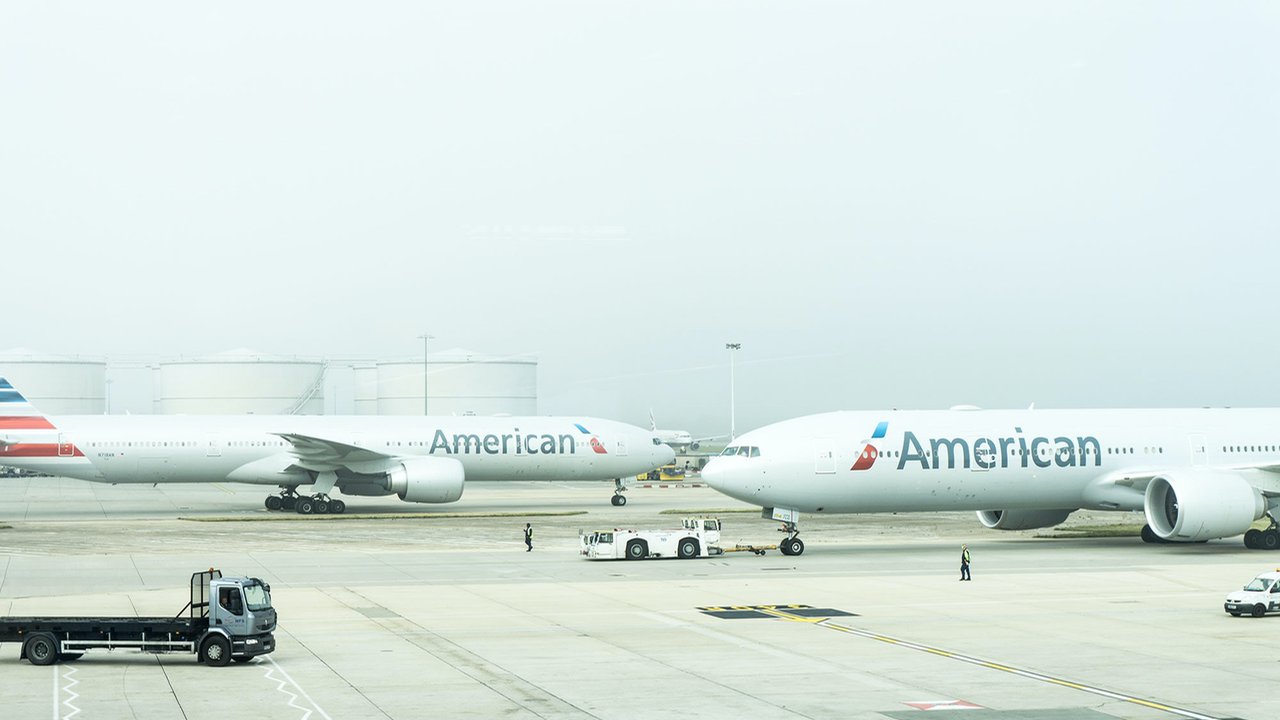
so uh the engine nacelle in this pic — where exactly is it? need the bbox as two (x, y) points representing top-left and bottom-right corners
(976, 508), (1075, 531)
(1144, 468), (1263, 542)
(385, 456), (465, 504)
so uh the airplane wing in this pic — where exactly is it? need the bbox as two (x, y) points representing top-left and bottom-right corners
(274, 433), (399, 474)
(1095, 463), (1280, 500)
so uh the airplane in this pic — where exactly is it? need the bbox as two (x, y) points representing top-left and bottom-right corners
(649, 411), (724, 453)
(701, 406), (1280, 556)
(0, 376), (674, 513)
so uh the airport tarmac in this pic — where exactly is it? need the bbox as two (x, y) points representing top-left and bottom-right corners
(0, 476), (1273, 720)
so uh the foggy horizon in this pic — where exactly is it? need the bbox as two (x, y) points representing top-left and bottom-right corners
(4, 2), (1278, 436)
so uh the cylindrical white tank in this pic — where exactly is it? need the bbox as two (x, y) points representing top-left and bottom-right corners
(353, 363), (378, 416)
(0, 348), (106, 415)
(376, 348), (536, 416)
(154, 349), (325, 415)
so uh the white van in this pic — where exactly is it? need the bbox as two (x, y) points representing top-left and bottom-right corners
(1224, 571), (1280, 617)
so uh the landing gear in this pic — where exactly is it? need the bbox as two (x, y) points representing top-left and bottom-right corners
(267, 485), (345, 515)
(294, 494), (345, 515)
(266, 487), (300, 512)
(611, 478), (628, 507)
(1244, 511), (1280, 550)
(777, 516), (805, 556)
(780, 536), (805, 556)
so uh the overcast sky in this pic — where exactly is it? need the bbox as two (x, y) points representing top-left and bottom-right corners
(3, 2), (1278, 434)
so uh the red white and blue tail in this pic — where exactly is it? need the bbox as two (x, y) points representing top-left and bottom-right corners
(0, 377), (58, 430)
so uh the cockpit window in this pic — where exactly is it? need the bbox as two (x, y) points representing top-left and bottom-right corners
(720, 446), (739, 456)
(750, 447), (761, 458)
(720, 446), (761, 457)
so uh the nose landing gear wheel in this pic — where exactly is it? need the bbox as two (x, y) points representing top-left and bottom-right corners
(780, 537), (805, 556)
(611, 494), (626, 507)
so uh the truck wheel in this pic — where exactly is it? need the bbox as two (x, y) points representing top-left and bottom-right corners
(200, 636), (232, 666)
(1252, 604), (1267, 618)
(24, 634), (58, 666)
(678, 538), (699, 559)
(626, 540), (647, 560)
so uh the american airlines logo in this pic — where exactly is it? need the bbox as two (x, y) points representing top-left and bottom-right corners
(426, 423), (608, 456)
(850, 421), (889, 471)
(853, 423), (1102, 471)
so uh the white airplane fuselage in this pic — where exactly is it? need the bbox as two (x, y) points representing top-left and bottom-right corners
(703, 408), (1280, 545)
(2, 414), (674, 487)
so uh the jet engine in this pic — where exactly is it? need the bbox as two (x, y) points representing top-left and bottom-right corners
(385, 456), (465, 504)
(1143, 468), (1264, 542)
(976, 509), (1075, 531)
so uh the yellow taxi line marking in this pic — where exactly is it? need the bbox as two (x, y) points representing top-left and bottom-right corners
(760, 610), (1219, 720)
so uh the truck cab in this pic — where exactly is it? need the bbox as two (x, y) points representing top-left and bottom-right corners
(210, 576), (275, 639)
(1224, 571), (1280, 617)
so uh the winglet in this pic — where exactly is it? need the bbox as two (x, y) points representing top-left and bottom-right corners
(0, 377), (57, 430)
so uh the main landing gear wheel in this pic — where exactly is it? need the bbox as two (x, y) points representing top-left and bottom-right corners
(296, 495), (344, 515)
(1245, 529), (1262, 549)
(1262, 530), (1280, 551)
(268, 487), (300, 512)
(611, 494), (627, 507)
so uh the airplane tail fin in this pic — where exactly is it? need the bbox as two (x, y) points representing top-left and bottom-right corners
(649, 409), (657, 431)
(0, 377), (58, 431)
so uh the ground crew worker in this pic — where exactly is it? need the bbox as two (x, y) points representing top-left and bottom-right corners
(960, 544), (971, 581)
(524, 523), (533, 552)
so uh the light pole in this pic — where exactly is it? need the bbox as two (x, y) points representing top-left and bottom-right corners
(418, 333), (435, 415)
(725, 343), (741, 440)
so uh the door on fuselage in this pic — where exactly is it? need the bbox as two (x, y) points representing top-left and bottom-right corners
(814, 439), (836, 474)
(1188, 433), (1208, 466)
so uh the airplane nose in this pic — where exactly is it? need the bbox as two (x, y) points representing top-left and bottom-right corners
(702, 460), (724, 490)
(659, 444), (676, 464)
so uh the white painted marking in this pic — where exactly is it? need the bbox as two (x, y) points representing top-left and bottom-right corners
(260, 656), (332, 720)
(60, 665), (81, 720)
(51, 664), (58, 720)
(904, 700), (981, 711)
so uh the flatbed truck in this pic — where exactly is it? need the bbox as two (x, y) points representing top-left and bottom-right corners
(0, 569), (276, 667)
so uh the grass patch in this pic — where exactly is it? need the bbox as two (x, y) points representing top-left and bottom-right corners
(1036, 524), (1144, 539)
(0, 524), (10, 530)
(658, 508), (759, 515)
(181, 510), (588, 523)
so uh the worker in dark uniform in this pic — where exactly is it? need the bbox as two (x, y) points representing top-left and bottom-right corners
(960, 544), (971, 581)
(524, 523), (533, 552)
